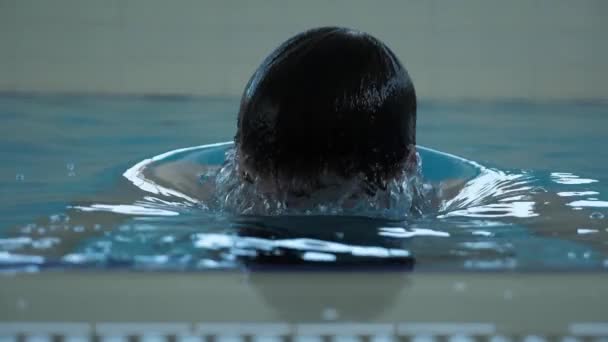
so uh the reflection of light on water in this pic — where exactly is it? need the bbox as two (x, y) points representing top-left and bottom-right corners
(0, 237), (32, 250)
(498, 195), (527, 202)
(460, 241), (504, 250)
(70, 204), (180, 216)
(440, 169), (539, 219)
(302, 252), (336, 262)
(464, 258), (517, 270)
(442, 170), (534, 211)
(122, 142), (232, 203)
(0, 237), (60, 251)
(440, 201), (537, 218)
(567, 200), (608, 208)
(192, 233), (232, 249)
(558, 191), (600, 197)
(0, 251), (44, 264)
(378, 227), (450, 238)
(551, 172), (598, 185)
(192, 234), (411, 260)
(453, 220), (509, 228)
(577, 228), (599, 235)
(62, 253), (105, 264)
(472, 230), (493, 237)
(133, 254), (171, 267)
(31, 237), (60, 249)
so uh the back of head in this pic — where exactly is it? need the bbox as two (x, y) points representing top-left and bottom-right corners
(235, 27), (416, 195)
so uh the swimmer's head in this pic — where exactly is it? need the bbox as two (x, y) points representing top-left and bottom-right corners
(235, 27), (417, 194)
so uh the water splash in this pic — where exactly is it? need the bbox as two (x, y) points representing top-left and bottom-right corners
(210, 148), (430, 220)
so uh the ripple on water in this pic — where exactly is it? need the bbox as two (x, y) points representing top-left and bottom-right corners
(1, 145), (607, 272)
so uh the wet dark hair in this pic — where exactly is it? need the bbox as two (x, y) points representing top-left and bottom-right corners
(235, 27), (416, 193)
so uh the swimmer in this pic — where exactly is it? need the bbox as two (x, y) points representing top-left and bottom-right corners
(231, 27), (420, 212)
(147, 26), (459, 216)
(8, 28), (599, 266)
(236, 27), (417, 193)
(4, 27), (433, 260)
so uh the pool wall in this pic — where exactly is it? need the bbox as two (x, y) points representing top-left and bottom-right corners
(1, 273), (607, 336)
(0, 0), (606, 102)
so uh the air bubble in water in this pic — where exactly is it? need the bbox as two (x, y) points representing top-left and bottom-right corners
(15, 173), (25, 181)
(590, 212), (605, 220)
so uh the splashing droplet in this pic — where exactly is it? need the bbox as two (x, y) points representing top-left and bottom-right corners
(583, 252), (591, 259)
(67, 162), (76, 177)
(567, 252), (576, 259)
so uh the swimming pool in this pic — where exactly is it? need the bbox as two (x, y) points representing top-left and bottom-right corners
(1, 94), (607, 336)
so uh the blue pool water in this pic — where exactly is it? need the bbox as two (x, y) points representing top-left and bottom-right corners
(1, 94), (607, 272)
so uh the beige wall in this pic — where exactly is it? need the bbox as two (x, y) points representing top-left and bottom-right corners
(0, 0), (606, 101)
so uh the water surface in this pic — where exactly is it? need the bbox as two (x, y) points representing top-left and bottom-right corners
(1, 95), (607, 272)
